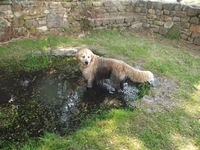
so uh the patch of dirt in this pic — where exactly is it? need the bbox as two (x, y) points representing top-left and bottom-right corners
(130, 77), (179, 112)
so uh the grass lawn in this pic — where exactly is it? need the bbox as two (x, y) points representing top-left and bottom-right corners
(0, 29), (200, 150)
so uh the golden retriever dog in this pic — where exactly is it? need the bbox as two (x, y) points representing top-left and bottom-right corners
(76, 48), (153, 89)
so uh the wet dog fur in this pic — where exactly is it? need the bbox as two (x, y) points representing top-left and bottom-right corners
(76, 48), (154, 89)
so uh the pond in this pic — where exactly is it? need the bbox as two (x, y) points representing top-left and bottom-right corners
(0, 58), (151, 146)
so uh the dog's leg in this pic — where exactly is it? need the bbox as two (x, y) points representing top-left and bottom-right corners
(120, 81), (125, 90)
(87, 77), (94, 88)
(110, 74), (122, 91)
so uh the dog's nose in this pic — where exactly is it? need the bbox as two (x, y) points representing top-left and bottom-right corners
(85, 61), (88, 65)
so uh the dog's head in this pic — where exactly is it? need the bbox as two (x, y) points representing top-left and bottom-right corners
(76, 48), (94, 66)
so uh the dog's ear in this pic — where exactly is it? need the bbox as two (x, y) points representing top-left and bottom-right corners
(90, 52), (95, 62)
(75, 52), (79, 61)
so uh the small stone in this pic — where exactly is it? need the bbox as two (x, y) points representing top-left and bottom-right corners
(159, 27), (168, 35)
(78, 34), (86, 38)
(164, 21), (174, 29)
(190, 25), (200, 33)
(189, 17), (199, 24)
(36, 26), (48, 32)
(187, 7), (198, 16)
(154, 20), (164, 26)
(173, 16), (180, 22)
(194, 37), (200, 45)
(131, 22), (143, 29)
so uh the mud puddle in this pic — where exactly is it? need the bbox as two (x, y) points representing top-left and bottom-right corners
(0, 62), (152, 144)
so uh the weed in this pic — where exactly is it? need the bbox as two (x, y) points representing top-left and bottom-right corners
(136, 82), (152, 99)
(23, 52), (51, 71)
(165, 26), (180, 40)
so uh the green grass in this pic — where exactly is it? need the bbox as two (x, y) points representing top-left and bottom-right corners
(1, 29), (200, 150)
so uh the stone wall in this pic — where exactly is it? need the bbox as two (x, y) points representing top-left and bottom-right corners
(0, 0), (200, 45)
(134, 1), (200, 45)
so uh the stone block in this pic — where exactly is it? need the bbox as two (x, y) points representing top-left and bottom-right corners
(115, 18), (125, 24)
(72, 21), (80, 28)
(154, 2), (163, 10)
(189, 17), (199, 24)
(131, 22), (142, 28)
(147, 1), (153, 9)
(121, 1), (131, 6)
(141, 7), (147, 13)
(32, 20), (39, 26)
(154, 20), (164, 26)
(29, 7), (42, 15)
(163, 15), (172, 21)
(148, 9), (155, 14)
(194, 36), (200, 45)
(164, 10), (169, 15)
(51, 48), (78, 57)
(180, 22), (190, 29)
(102, 19), (110, 25)
(156, 10), (163, 16)
(13, 17), (24, 28)
(151, 26), (159, 33)
(109, 18), (116, 24)
(163, 4), (173, 10)
(187, 37), (193, 42)
(2, 10), (14, 19)
(49, 2), (62, 9)
(173, 16), (180, 22)
(136, 1), (147, 7)
(134, 7), (141, 13)
(181, 29), (191, 36)
(23, 14), (43, 20)
(38, 18), (46, 25)
(92, 2), (102, 7)
(191, 32), (200, 38)
(25, 19), (32, 28)
(147, 14), (157, 19)
(95, 19), (103, 26)
(125, 6), (133, 12)
(47, 13), (65, 28)
(36, 26), (48, 32)
(61, 2), (72, 8)
(187, 7), (198, 16)
(180, 33), (188, 40)
(103, 1), (115, 7)
(54, 7), (67, 14)
(105, 7), (118, 13)
(0, 5), (12, 11)
(170, 11), (176, 16)
(173, 4), (183, 11)
(117, 6), (125, 12)
(143, 23), (150, 28)
(181, 16), (190, 22)
(159, 27), (167, 35)
(190, 25), (200, 33)
(164, 21), (173, 28)
(0, 18), (11, 27)
(167, 26), (181, 38)
(175, 11), (186, 17)
(21, 2), (35, 8)
(125, 17), (134, 23)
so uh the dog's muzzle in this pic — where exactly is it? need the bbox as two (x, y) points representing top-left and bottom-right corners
(85, 61), (89, 65)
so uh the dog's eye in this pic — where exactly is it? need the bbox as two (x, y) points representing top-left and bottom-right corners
(82, 56), (85, 58)
(88, 56), (90, 58)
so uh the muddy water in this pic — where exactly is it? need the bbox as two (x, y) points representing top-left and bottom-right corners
(0, 62), (149, 144)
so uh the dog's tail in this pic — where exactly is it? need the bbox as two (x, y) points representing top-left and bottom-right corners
(125, 64), (154, 82)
